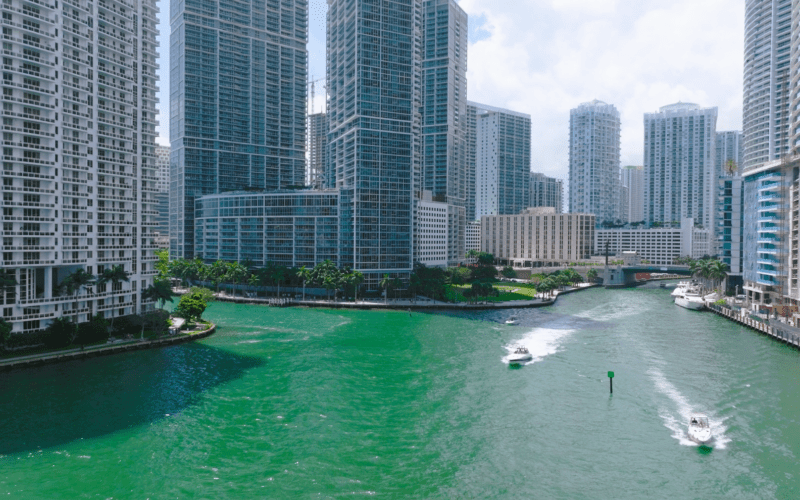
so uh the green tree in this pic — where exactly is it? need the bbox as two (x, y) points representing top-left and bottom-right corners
(154, 248), (170, 278)
(97, 265), (130, 329)
(226, 262), (249, 297)
(501, 266), (517, 278)
(77, 314), (110, 345)
(143, 278), (176, 310)
(297, 266), (311, 301)
(175, 291), (208, 321)
(350, 271), (365, 302)
(477, 252), (495, 266)
(188, 287), (215, 304)
(587, 268), (599, 283)
(379, 274), (392, 305)
(44, 317), (77, 348)
(0, 318), (12, 351)
(58, 268), (96, 325)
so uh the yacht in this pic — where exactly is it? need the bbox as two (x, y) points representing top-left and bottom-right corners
(688, 415), (713, 445)
(507, 346), (532, 364)
(674, 288), (706, 311)
(505, 317), (519, 326)
(671, 280), (698, 297)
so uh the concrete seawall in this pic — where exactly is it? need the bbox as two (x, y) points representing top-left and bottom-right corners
(708, 305), (800, 350)
(206, 284), (601, 311)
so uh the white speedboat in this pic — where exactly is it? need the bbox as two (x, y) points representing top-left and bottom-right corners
(671, 280), (698, 297)
(688, 415), (713, 445)
(505, 317), (519, 325)
(675, 289), (706, 311)
(507, 346), (532, 364)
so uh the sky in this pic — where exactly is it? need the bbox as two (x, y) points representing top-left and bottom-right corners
(155, 0), (745, 182)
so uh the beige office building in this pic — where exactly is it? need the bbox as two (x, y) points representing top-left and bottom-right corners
(481, 208), (595, 267)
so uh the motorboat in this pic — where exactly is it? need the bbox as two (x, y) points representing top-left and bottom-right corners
(505, 317), (519, 325)
(688, 415), (713, 445)
(507, 346), (532, 364)
(674, 288), (706, 311)
(671, 280), (698, 297)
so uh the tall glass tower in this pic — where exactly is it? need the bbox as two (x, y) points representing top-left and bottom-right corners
(169, 0), (308, 258)
(421, 0), (468, 265)
(327, 0), (421, 286)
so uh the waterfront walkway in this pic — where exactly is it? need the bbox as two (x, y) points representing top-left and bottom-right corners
(708, 304), (800, 350)
(188, 283), (599, 310)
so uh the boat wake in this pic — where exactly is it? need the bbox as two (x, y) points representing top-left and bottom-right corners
(502, 327), (574, 366)
(649, 368), (730, 449)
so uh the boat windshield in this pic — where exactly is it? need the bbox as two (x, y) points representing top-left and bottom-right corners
(691, 416), (709, 427)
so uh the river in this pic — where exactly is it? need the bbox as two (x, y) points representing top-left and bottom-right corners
(1, 284), (799, 498)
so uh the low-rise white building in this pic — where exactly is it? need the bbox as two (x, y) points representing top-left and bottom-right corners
(417, 192), (450, 267)
(594, 218), (711, 266)
(481, 208), (595, 267)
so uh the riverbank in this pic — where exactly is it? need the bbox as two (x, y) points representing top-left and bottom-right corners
(0, 322), (217, 372)
(186, 283), (600, 310)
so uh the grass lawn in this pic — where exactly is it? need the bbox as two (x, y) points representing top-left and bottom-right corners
(447, 282), (538, 303)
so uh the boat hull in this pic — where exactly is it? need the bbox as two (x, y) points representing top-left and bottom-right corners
(675, 297), (705, 311)
(508, 354), (532, 364)
(688, 428), (713, 445)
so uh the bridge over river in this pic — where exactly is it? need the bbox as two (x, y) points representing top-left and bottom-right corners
(603, 265), (692, 288)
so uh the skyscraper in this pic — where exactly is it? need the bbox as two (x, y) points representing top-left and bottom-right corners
(169, 0), (308, 259)
(421, 0), (468, 265)
(327, 0), (421, 285)
(1, 0), (159, 335)
(716, 131), (744, 175)
(743, 0), (792, 170)
(742, 0), (794, 306)
(465, 103), (478, 221)
(529, 173), (564, 213)
(307, 113), (328, 189)
(471, 102), (531, 219)
(568, 100), (621, 224)
(644, 103), (718, 230)
(620, 166), (644, 223)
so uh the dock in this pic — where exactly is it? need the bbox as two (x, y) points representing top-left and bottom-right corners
(708, 304), (800, 350)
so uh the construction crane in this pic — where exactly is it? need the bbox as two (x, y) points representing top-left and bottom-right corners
(308, 76), (326, 115)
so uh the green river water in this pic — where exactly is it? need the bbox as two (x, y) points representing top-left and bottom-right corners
(1, 284), (800, 499)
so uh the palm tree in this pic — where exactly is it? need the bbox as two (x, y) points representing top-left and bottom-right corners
(97, 265), (130, 329)
(350, 271), (365, 303)
(587, 268), (598, 283)
(143, 278), (176, 311)
(59, 268), (96, 328)
(273, 266), (286, 299)
(709, 260), (728, 292)
(297, 266), (311, 301)
(379, 274), (392, 305)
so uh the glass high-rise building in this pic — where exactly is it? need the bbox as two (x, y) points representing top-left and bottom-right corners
(307, 113), (328, 189)
(421, 0), (468, 265)
(471, 102), (531, 219)
(644, 103), (718, 230)
(327, 0), (421, 286)
(1, 0), (160, 335)
(568, 100), (621, 224)
(620, 166), (644, 224)
(529, 173), (564, 213)
(169, 0), (308, 259)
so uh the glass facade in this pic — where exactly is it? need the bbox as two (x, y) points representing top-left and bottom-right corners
(170, 0), (308, 258)
(421, 0), (467, 265)
(743, 167), (788, 299)
(195, 191), (339, 268)
(471, 102), (531, 219)
(327, 0), (421, 286)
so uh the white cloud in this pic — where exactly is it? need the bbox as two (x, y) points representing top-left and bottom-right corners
(461, 0), (744, 180)
(157, 0), (744, 185)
